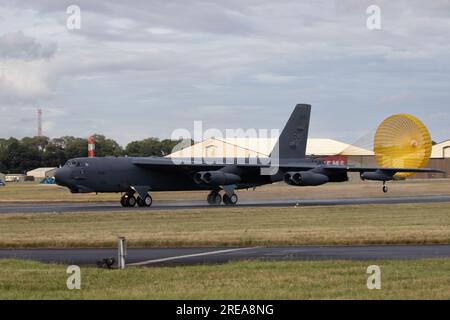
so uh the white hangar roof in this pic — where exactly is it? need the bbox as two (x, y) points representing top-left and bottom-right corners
(168, 137), (374, 157)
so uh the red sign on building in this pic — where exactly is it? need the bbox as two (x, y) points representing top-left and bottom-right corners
(323, 156), (347, 166)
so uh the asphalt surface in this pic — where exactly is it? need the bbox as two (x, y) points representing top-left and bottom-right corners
(1, 245), (450, 267)
(1, 195), (450, 214)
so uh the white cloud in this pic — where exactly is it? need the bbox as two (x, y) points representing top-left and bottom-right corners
(146, 27), (176, 35)
(379, 91), (415, 105)
(0, 60), (51, 100)
(253, 73), (299, 84)
(0, 0), (449, 143)
(0, 31), (56, 60)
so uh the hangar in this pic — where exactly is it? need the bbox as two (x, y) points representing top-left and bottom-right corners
(26, 167), (58, 180)
(5, 174), (26, 182)
(168, 137), (373, 162)
(432, 140), (450, 159)
(415, 141), (450, 179)
(168, 137), (449, 179)
(167, 137), (375, 177)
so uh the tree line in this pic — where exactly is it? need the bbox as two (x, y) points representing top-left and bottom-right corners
(0, 134), (184, 173)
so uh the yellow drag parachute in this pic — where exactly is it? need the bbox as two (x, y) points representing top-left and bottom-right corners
(374, 114), (432, 178)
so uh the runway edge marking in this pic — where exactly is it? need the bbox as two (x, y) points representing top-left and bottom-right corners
(128, 247), (260, 266)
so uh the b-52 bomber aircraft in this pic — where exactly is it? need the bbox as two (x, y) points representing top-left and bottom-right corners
(55, 104), (443, 207)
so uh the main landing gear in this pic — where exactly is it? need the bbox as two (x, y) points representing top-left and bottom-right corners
(120, 193), (153, 207)
(223, 193), (238, 206)
(207, 191), (223, 205)
(207, 190), (238, 206)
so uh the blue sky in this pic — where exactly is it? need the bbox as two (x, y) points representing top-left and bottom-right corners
(0, 0), (449, 145)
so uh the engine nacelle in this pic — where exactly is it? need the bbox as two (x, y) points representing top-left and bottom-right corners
(194, 171), (241, 186)
(284, 171), (329, 186)
(360, 170), (394, 182)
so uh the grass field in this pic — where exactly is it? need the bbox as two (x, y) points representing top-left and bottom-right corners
(1, 179), (450, 203)
(1, 181), (449, 300)
(1, 258), (449, 299)
(0, 203), (449, 248)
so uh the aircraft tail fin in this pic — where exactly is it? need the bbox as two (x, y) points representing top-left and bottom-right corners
(271, 104), (311, 161)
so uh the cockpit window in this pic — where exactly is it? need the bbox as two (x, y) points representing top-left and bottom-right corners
(65, 160), (80, 167)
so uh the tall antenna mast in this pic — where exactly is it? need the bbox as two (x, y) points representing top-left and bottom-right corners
(37, 108), (43, 137)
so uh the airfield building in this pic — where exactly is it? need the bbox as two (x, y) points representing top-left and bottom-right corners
(5, 174), (26, 182)
(415, 141), (450, 179)
(168, 137), (450, 179)
(26, 167), (58, 180)
(168, 137), (373, 164)
(432, 140), (450, 159)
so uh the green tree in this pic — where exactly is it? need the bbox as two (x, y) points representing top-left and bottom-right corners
(124, 138), (187, 157)
(125, 138), (163, 157)
(0, 134), (187, 173)
(56, 136), (89, 160)
(43, 140), (66, 167)
(0, 138), (12, 172)
(91, 134), (123, 157)
(4, 137), (41, 173)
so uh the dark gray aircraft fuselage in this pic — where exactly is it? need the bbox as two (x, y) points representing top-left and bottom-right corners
(55, 156), (283, 194)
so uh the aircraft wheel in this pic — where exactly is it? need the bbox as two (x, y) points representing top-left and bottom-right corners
(138, 195), (153, 207)
(383, 185), (388, 193)
(144, 195), (153, 207)
(127, 195), (137, 207)
(120, 195), (129, 207)
(137, 197), (145, 207)
(223, 193), (238, 206)
(207, 192), (222, 205)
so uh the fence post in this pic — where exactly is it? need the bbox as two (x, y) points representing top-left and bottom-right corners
(117, 237), (127, 269)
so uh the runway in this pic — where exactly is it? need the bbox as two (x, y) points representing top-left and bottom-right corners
(1, 245), (450, 266)
(1, 195), (450, 214)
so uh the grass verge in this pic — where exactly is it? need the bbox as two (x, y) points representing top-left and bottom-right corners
(1, 258), (449, 299)
(0, 203), (449, 247)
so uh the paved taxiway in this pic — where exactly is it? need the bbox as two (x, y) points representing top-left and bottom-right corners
(1, 245), (450, 266)
(1, 195), (450, 214)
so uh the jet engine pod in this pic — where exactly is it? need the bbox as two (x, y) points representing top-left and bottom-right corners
(284, 171), (329, 186)
(193, 172), (205, 184)
(374, 114), (432, 178)
(360, 170), (395, 182)
(194, 171), (241, 186)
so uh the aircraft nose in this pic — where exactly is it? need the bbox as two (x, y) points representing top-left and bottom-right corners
(54, 167), (70, 186)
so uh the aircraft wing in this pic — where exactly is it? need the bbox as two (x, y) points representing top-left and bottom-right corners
(132, 158), (444, 183)
(323, 166), (445, 174)
(132, 157), (316, 171)
(322, 166), (444, 182)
